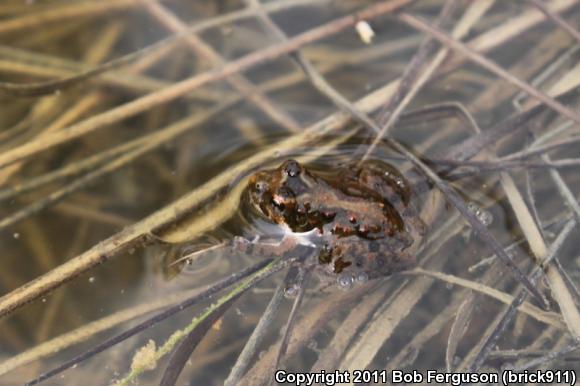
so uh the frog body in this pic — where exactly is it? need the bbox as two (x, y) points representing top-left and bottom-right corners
(248, 159), (425, 282)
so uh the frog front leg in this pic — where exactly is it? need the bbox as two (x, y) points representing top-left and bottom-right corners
(169, 232), (319, 269)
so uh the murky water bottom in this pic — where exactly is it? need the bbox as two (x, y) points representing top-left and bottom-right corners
(0, 1), (578, 385)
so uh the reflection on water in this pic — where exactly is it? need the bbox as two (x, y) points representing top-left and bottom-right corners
(0, 0), (578, 385)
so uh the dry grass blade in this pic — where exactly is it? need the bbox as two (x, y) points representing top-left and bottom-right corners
(444, 0), (579, 70)
(23, 259), (275, 385)
(0, 0), (139, 35)
(0, 75), (400, 318)
(0, 0), (337, 97)
(269, 268), (310, 386)
(499, 173), (580, 338)
(309, 74), (546, 304)
(528, 0), (580, 42)
(0, 0), (410, 170)
(446, 295), (474, 372)
(363, 0), (496, 159)
(213, 4), (576, 378)
(458, 48), (580, 336)
(310, 281), (386, 372)
(510, 340), (580, 371)
(139, 0), (301, 133)
(501, 133), (580, 162)
(545, 156), (580, 223)
(406, 269), (563, 328)
(224, 279), (287, 386)
(238, 284), (376, 386)
(464, 218), (576, 371)
(397, 12), (580, 124)
(112, 258), (286, 386)
(1, 1), (578, 383)
(269, 5), (545, 305)
(0, 135), (143, 203)
(338, 264), (446, 382)
(0, 287), (200, 377)
(0, 42), (162, 97)
(158, 291), (244, 386)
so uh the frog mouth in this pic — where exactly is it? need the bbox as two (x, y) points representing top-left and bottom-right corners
(271, 194), (288, 210)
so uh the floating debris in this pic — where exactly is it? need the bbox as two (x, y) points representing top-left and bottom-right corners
(356, 21), (375, 44)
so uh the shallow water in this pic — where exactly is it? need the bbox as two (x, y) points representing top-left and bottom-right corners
(0, 1), (579, 385)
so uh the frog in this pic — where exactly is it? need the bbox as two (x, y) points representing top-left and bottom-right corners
(247, 159), (426, 286)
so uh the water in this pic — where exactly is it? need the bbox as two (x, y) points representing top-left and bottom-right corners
(0, 1), (578, 385)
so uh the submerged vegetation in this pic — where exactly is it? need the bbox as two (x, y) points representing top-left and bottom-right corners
(0, 0), (578, 385)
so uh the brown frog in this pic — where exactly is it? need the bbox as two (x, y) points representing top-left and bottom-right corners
(247, 159), (425, 286)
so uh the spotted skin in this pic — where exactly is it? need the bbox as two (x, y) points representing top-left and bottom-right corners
(248, 159), (425, 283)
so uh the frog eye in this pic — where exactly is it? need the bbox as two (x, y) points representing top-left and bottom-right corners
(283, 159), (302, 177)
(254, 181), (270, 195)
